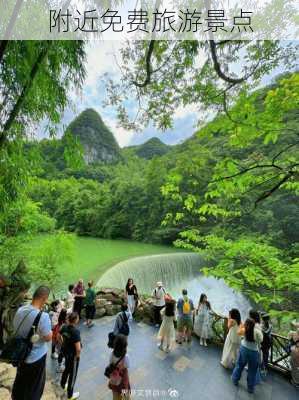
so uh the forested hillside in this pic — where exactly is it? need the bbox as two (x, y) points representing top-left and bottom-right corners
(2, 71), (298, 326)
(29, 74), (299, 247)
(26, 108), (121, 179)
(123, 137), (170, 159)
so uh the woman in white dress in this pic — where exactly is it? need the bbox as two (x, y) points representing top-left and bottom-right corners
(194, 293), (212, 346)
(157, 300), (176, 353)
(66, 284), (75, 314)
(125, 278), (138, 318)
(221, 308), (242, 369)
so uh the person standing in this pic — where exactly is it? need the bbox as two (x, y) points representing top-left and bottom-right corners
(51, 307), (67, 359)
(221, 308), (242, 369)
(50, 300), (64, 359)
(290, 339), (299, 388)
(66, 284), (75, 314)
(73, 279), (85, 319)
(260, 312), (272, 375)
(113, 304), (131, 337)
(107, 334), (131, 399)
(249, 309), (263, 384)
(59, 312), (81, 400)
(232, 318), (263, 394)
(194, 293), (212, 346)
(85, 281), (96, 327)
(125, 278), (138, 318)
(152, 282), (166, 327)
(54, 309), (68, 373)
(158, 300), (176, 352)
(176, 289), (194, 345)
(11, 286), (52, 400)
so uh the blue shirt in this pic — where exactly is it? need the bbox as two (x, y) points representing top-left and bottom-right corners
(13, 304), (51, 364)
(113, 311), (131, 335)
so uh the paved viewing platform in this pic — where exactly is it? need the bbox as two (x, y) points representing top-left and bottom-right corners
(48, 316), (297, 400)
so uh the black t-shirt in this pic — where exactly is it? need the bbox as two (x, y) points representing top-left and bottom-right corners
(126, 285), (137, 295)
(60, 324), (81, 357)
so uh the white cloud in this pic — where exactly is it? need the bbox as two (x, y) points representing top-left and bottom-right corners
(84, 41), (123, 95)
(173, 103), (198, 120)
(105, 118), (135, 147)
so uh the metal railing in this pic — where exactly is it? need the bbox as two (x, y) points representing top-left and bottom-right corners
(209, 312), (291, 374)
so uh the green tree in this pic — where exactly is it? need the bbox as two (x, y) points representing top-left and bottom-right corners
(29, 232), (75, 296)
(175, 232), (299, 320)
(0, 40), (86, 207)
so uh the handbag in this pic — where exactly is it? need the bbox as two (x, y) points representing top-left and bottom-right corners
(104, 354), (125, 382)
(0, 310), (42, 367)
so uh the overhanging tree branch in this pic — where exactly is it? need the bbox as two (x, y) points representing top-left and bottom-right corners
(212, 163), (284, 183)
(254, 172), (294, 207)
(209, 40), (261, 85)
(209, 40), (246, 84)
(132, 40), (155, 88)
(0, 42), (51, 147)
(271, 142), (299, 164)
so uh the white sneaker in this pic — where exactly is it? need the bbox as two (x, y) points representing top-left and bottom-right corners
(158, 343), (163, 350)
(71, 392), (80, 399)
(200, 339), (203, 346)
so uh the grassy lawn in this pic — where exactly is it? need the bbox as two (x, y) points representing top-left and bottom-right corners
(34, 235), (181, 289)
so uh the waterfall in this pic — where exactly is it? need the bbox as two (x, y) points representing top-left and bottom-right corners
(97, 252), (202, 294)
(96, 252), (251, 320)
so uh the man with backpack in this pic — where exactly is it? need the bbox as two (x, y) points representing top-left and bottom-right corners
(59, 312), (81, 400)
(176, 289), (195, 345)
(11, 286), (52, 400)
(152, 281), (166, 327)
(113, 304), (131, 337)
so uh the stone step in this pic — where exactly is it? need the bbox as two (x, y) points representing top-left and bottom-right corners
(0, 387), (10, 400)
(0, 363), (66, 399)
(0, 363), (16, 390)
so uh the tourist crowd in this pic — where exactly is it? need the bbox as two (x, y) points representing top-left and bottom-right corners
(3, 278), (299, 400)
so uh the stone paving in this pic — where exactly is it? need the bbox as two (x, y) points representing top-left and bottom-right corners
(48, 317), (298, 400)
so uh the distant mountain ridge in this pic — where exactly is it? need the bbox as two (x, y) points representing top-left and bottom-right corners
(123, 137), (170, 159)
(65, 108), (120, 164)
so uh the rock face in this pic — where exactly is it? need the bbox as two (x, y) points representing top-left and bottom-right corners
(95, 287), (154, 323)
(0, 363), (66, 399)
(65, 108), (121, 164)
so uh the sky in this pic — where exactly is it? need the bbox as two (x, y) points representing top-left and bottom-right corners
(40, 40), (291, 148)
(45, 40), (199, 148)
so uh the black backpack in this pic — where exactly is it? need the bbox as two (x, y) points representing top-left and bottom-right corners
(0, 310), (42, 367)
(119, 312), (130, 336)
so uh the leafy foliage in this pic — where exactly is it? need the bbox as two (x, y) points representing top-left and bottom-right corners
(28, 232), (75, 295)
(0, 38), (297, 327)
(105, 40), (298, 131)
(175, 232), (299, 314)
